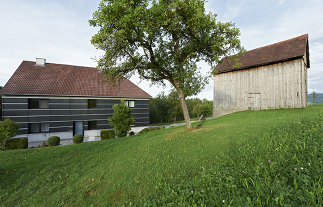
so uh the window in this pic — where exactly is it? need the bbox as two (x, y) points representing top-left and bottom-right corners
(28, 123), (49, 133)
(29, 123), (40, 133)
(28, 99), (49, 109)
(88, 99), (97, 109)
(41, 123), (49, 132)
(39, 100), (49, 108)
(129, 101), (135, 108)
(124, 100), (135, 108)
(88, 120), (97, 130)
(28, 99), (39, 109)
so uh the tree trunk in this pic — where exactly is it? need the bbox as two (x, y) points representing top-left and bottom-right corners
(175, 86), (192, 129)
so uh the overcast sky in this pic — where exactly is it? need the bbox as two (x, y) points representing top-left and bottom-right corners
(0, 0), (322, 99)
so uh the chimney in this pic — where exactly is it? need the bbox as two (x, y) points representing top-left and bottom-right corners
(35, 58), (46, 66)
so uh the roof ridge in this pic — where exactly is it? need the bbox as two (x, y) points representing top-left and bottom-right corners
(246, 34), (308, 53)
(215, 34), (309, 73)
(22, 60), (97, 69)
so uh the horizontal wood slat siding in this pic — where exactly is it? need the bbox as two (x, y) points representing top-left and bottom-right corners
(2, 96), (149, 134)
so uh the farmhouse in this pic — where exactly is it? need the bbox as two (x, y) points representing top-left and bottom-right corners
(213, 34), (309, 117)
(1, 59), (151, 145)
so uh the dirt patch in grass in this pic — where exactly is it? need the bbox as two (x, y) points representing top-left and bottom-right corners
(191, 122), (234, 133)
(108, 188), (125, 205)
(165, 123), (234, 140)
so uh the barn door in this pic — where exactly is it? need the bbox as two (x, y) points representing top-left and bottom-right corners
(248, 93), (261, 110)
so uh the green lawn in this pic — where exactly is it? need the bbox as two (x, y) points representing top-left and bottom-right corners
(1, 105), (322, 206)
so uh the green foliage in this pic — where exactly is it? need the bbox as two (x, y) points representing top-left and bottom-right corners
(308, 93), (323, 104)
(150, 91), (212, 123)
(0, 119), (19, 149)
(100, 129), (115, 140)
(312, 91), (317, 104)
(73, 134), (84, 144)
(139, 126), (165, 134)
(0, 105), (322, 206)
(192, 99), (213, 118)
(47, 136), (60, 146)
(108, 101), (135, 137)
(90, 0), (244, 128)
(4, 137), (28, 150)
(129, 131), (135, 136)
(41, 141), (47, 148)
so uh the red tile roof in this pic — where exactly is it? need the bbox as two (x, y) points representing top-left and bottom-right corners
(1, 61), (152, 98)
(215, 34), (310, 74)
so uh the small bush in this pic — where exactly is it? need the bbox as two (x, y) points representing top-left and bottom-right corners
(101, 129), (115, 140)
(48, 136), (60, 146)
(73, 134), (84, 144)
(108, 101), (135, 137)
(139, 126), (165, 134)
(0, 119), (19, 149)
(4, 137), (28, 150)
(129, 131), (135, 136)
(41, 141), (47, 147)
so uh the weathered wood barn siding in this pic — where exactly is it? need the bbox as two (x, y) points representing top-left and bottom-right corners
(213, 34), (309, 117)
(213, 59), (307, 117)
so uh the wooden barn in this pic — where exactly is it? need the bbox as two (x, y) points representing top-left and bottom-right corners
(213, 34), (309, 117)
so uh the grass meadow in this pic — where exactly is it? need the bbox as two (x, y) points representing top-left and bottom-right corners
(0, 105), (322, 206)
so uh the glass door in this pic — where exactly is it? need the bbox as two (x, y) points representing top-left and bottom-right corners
(73, 121), (84, 136)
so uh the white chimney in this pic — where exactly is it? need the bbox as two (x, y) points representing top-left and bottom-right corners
(35, 58), (46, 66)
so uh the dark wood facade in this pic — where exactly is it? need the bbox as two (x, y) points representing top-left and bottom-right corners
(2, 95), (149, 135)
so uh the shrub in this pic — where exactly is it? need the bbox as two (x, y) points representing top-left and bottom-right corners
(73, 134), (84, 144)
(48, 136), (60, 146)
(0, 119), (19, 149)
(4, 137), (28, 150)
(41, 141), (47, 147)
(139, 126), (165, 134)
(101, 129), (115, 140)
(108, 101), (135, 137)
(129, 131), (135, 136)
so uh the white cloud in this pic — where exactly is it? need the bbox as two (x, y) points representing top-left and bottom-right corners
(0, 0), (101, 85)
(277, 0), (287, 6)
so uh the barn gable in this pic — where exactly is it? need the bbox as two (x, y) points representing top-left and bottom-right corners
(213, 34), (309, 117)
(215, 34), (309, 74)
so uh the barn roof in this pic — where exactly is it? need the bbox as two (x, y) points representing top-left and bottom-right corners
(1, 61), (152, 98)
(215, 34), (310, 74)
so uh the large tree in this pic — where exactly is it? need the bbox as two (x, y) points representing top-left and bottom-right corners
(90, 0), (243, 128)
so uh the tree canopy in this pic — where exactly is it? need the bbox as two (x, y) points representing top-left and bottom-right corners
(90, 0), (244, 128)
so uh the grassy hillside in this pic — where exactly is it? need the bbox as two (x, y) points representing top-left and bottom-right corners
(0, 105), (322, 206)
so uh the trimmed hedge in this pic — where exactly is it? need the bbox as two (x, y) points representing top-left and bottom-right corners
(129, 131), (135, 136)
(73, 134), (84, 144)
(101, 129), (115, 140)
(48, 136), (60, 146)
(4, 137), (28, 150)
(139, 126), (165, 134)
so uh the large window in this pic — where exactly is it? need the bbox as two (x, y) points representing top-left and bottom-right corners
(28, 99), (49, 109)
(88, 99), (97, 109)
(88, 120), (97, 130)
(124, 100), (135, 108)
(28, 123), (49, 133)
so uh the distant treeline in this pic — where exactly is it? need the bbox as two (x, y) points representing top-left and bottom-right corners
(308, 92), (323, 104)
(149, 90), (213, 124)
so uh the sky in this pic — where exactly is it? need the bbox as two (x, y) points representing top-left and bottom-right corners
(0, 0), (322, 99)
